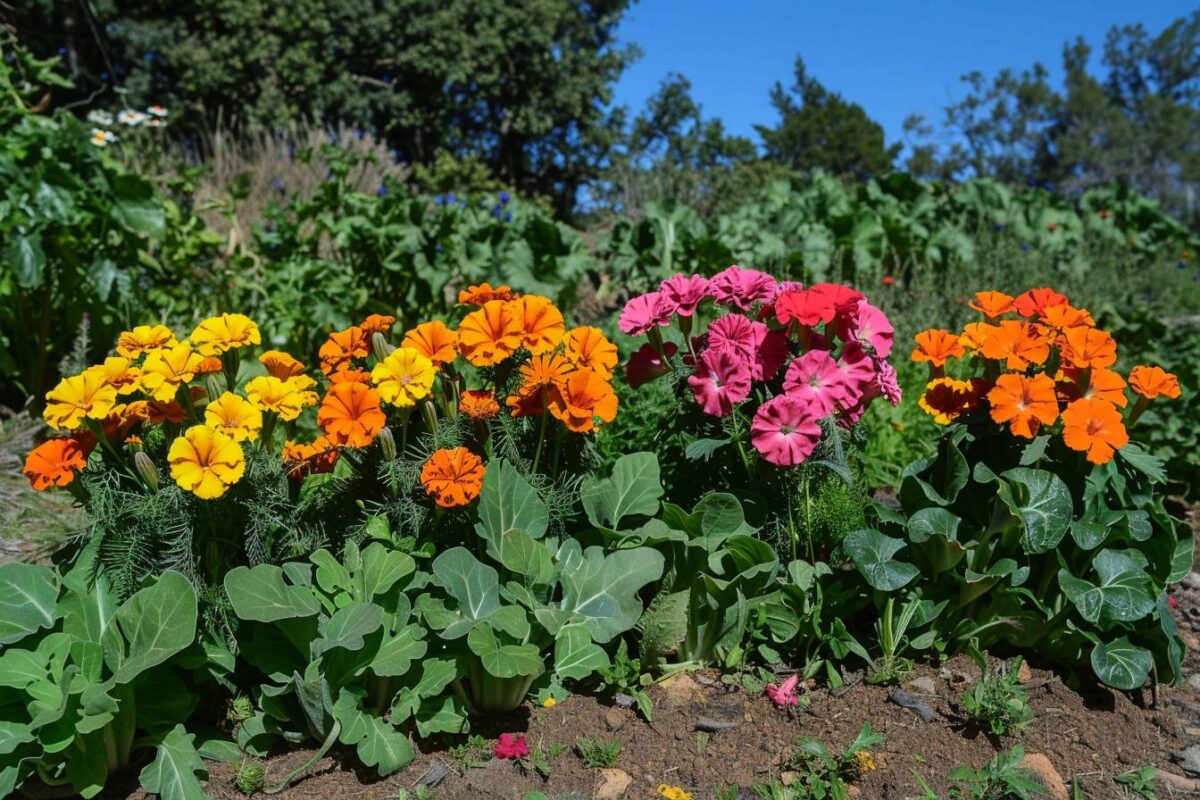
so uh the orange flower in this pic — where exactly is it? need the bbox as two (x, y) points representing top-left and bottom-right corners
(1057, 367), (1127, 408)
(509, 295), (565, 355)
(912, 329), (965, 367)
(403, 321), (459, 367)
(24, 437), (90, 490)
(195, 356), (224, 375)
(968, 291), (1015, 319)
(329, 368), (372, 384)
(260, 350), (307, 380)
(918, 378), (985, 425)
(142, 399), (187, 424)
(1061, 398), (1129, 464)
(519, 353), (574, 396)
(360, 314), (396, 336)
(506, 390), (546, 418)
(459, 389), (501, 420)
(282, 437), (339, 480)
(548, 369), (618, 433)
(979, 321), (1050, 370)
(457, 300), (524, 366)
(959, 322), (996, 354)
(1038, 304), (1094, 333)
(1012, 287), (1068, 318)
(1061, 327), (1116, 369)
(420, 447), (485, 508)
(458, 282), (516, 306)
(317, 382), (387, 448)
(987, 373), (1059, 438)
(1128, 365), (1182, 400)
(564, 326), (618, 377)
(319, 326), (370, 375)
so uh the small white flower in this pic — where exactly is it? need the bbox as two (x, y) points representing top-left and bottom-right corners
(87, 110), (114, 126)
(146, 105), (168, 118)
(89, 128), (118, 147)
(117, 109), (148, 126)
(147, 118), (166, 128)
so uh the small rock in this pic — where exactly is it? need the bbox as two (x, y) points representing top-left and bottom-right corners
(1158, 769), (1200, 792)
(415, 762), (449, 788)
(605, 707), (627, 732)
(1019, 753), (1067, 800)
(847, 787), (862, 798)
(1183, 571), (1200, 590)
(780, 771), (798, 785)
(1174, 744), (1200, 776)
(694, 718), (738, 732)
(595, 768), (633, 800)
(902, 676), (937, 695)
(1185, 726), (1200, 737)
(889, 689), (939, 722)
(660, 673), (705, 706)
(1017, 661), (1032, 683)
(614, 692), (635, 708)
(1187, 674), (1200, 691)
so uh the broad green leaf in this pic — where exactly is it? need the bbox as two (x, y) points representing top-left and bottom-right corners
(844, 529), (919, 591)
(558, 543), (665, 643)
(112, 572), (198, 684)
(369, 624), (427, 677)
(359, 543), (415, 601)
(1090, 637), (1151, 690)
(415, 694), (469, 738)
(390, 658), (458, 722)
(111, 174), (166, 238)
(224, 564), (320, 622)
(998, 468), (1072, 553)
(475, 460), (549, 556)
(697, 492), (752, 539)
(5, 233), (46, 290)
(334, 690), (415, 776)
(431, 548), (501, 639)
(1070, 519), (1110, 551)
(906, 507), (961, 543)
(1058, 549), (1154, 624)
(314, 603), (383, 655)
(467, 625), (543, 678)
(66, 729), (110, 798)
(59, 571), (117, 681)
(553, 624), (609, 680)
(580, 452), (663, 530)
(1169, 532), (1195, 585)
(138, 724), (211, 800)
(0, 562), (58, 645)
(497, 528), (555, 585)
(1118, 443), (1166, 484)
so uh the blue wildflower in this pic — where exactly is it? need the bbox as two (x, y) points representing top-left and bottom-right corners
(100, 71), (109, 81)
(504, 212), (512, 223)
(435, 243), (444, 253)
(434, 195), (444, 206)
(992, 223), (1004, 232)
(381, 74), (393, 84)
(1027, 178), (1037, 187)
(57, 47), (67, 55)
(1178, 261), (1187, 270)
(499, 191), (510, 206)
(1020, 243), (1029, 252)
(447, 192), (456, 204)
(377, 184), (388, 197)
(272, 177), (285, 193)
(492, 206), (503, 218)
(144, 51), (156, 62)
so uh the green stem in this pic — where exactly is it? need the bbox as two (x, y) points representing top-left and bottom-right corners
(531, 400), (549, 473)
(264, 719), (342, 795)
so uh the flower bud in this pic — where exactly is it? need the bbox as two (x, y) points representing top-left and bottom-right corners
(378, 427), (397, 461)
(371, 332), (395, 362)
(133, 451), (159, 491)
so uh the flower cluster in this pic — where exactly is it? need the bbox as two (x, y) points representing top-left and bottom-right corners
(620, 265), (899, 466)
(913, 288), (1182, 464)
(87, 106), (168, 147)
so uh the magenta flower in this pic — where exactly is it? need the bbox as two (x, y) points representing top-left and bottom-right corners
(875, 358), (902, 406)
(750, 394), (822, 466)
(688, 348), (752, 417)
(837, 299), (894, 358)
(833, 342), (878, 408)
(709, 265), (777, 310)
(660, 273), (711, 317)
(494, 733), (530, 759)
(707, 314), (759, 359)
(766, 674), (801, 707)
(619, 291), (676, 336)
(754, 328), (789, 381)
(625, 342), (677, 388)
(783, 350), (848, 416)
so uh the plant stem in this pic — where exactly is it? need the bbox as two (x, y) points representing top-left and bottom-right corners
(264, 720), (342, 795)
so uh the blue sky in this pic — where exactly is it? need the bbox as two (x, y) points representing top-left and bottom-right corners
(611, 1), (1193, 150)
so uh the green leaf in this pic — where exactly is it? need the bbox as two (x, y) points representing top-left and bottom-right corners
(684, 438), (730, 462)
(414, 694), (469, 738)
(1090, 638), (1151, 690)
(497, 529), (555, 585)
(1118, 443), (1166, 484)
(998, 468), (1072, 553)
(5, 234), (46, 290)
(557, 542), (665, 643)
(224, 564), (320, 622)
(334, 691), (415, 777)
(138, 724), (212, 800)
(111, 174), (165, 238)
(1058, 549), (1155, 624)
(553, 624), (609, 680)
(369, 625), (427, 677)
(390, 658), (458, 723)
(432, 548), (501, 639)
(580, 452), (663, 530)
(906, 508), (961, 543)
(59, 570), (117, 682)
(112, 571), (198, 684)
(0, 562), (58, 645)
(314, 603), (383, 655)
(359, 543), (415, 601)
(844, 529), (919, 591)
(467, 625), (543, 678)
(475, 460), (549, 556)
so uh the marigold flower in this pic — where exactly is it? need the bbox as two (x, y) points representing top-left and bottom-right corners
(1057, 367), (1127, 407)
(317, 382), (386, 448)
(44, 370), (119, 430)
(506, 390), (546, 418)
(1038, 304), (1094, 333)
(371, 348), (437, 407)
(912, 329), (965, 367)
(139, 343), (204, 402)
(919, 377), (984, 425)
(88, 356), (142, 394)
(1013, 287), (1069, 318)
(1128, 365), (1182, 400)
(116, 324), (177, 358)
(750, 394), (822, 467)
(168, 424), (245, 499)
(282, 437), (339, 479)
(657, 786), (692, 800)
(457, 300), (524, 366)
(195, 356), (224, 375)
(403, 321), (458, 366)
(548, 369), (618, 433)
(459, 389), (501, 420)
(24, 437), (90, 490)
(139, 399), (186, 425)
(204, 392), (263, 442)
(259, 350), (307, 380)
(329, 368), (371, 385)
(244, 376), (313, 421)
(510, 295), (566, 355)
(987, 373), (1059, 438)
(360, 314), (396, 336)
(190, 313), (261, 356)
(959, 322), (996, 353)
(1061, 327), (1117, 369)
(564, 326), (618, 377)
(319, 326), (370, 376)
(1061, 398), (1129, 464)
(519, 353), (574, 396)
(458, 282), (515, 306)
(968, 291), (1015, 319)
(420, 447), (485, 508)
(979, 321), (1050, 370)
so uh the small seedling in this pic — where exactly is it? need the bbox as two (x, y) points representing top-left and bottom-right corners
(696, 731), (710, 755)
(596, 640), (654, 721)
(962, 657), (1033, 736)
(714, 784), (740, 800)
(395, 788), (437, 800)
(233, 758), (265, 796)
(576, 737), (621, 769)
(866, 597), (920, 685)
(447, 734), (491, 773)
(947, 746), (1047, 799)
(524, 741), (567, 778)
(1115, 766), (1158, 799)
(783, 722), (885, 796)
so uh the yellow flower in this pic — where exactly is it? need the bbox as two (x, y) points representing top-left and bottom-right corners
(139, 343), (204, 402)
(88, 356), (142, 395)
(43, 370), (118, 430)
(542, 697), (557, 708)
(204, 392), (263, 442)
(852, 750), (876, 775)
(244, 376), (314, 421)
(259, 350), (307, 380)
(371, 347), (436, 407)
(190, 313), (262, 356)
(168, 425), (245, 499)
(116, 324), (177, 358)
(657, 786), (691, 800)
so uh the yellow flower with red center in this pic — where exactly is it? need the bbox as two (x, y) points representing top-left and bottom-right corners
(44, 370), (119, 430)
(563, 326), (618, 377)
(918, 377), (985, 425)
(116, 324), (177, 358)
(204, 392), (263, 442)
(1061, 398), (1128, 464)
(168, 424), (245, 499)
(509, 295), (565, 355)
(139, 343), (205, 402)
(244, 376), (315, 421)
(403, 321), (458, 367)
(371, 348), (437, 407)
(457, 300), (524, 366)
(190, 313), (261, 356)
(88, 357), (142, 395)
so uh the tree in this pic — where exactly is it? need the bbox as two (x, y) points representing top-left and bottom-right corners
(755, 56), (899, 181)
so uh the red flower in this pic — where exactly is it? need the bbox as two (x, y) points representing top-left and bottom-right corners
(494, 733), (529, 759)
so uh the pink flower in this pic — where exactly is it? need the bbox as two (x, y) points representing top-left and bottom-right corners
(1169, 595), (1178, 610)
(875, 359), (902, 406)
(619, 291), (676, 336)
(811, 283), (865, 318)
(750, 395), (822, 467)
(709, 265), (777, 310)
(707, 314), (759, 359)
(775, 287), (835, 327)
(833, 342), (878, 408)
(754, 328), (790, 381)
(625, 342), (677, 389)
(766, 674), (801, 707)
(494, 733), (530, 759)
(688, 348), (752, 417)
(660, 274), (711, 317)
(837, 299), (894, 358)
(783, 351), (849, 416)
